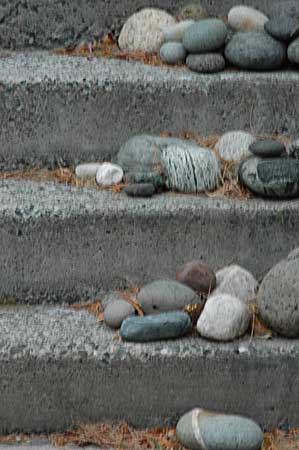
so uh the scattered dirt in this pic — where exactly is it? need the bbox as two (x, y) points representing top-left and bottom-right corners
(71, 300), (104, 322)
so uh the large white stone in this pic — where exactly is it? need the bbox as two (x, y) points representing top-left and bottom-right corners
(212, 265), (258, 305)
(75, 163), (102, 179)
(228, 6), (268, 32)
(162, 20), (194, 42)
(118, 8), (176, 53)
(215, 131), (255, 162)
(197, 294), (251, 341)
(95, 163), (123, 186)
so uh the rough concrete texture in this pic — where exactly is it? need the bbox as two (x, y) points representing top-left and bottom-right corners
(0, 53), (299, 169)
(0, 305), (299, 433)
(0, 0), (284, 49)
(1, 180), (299, 304)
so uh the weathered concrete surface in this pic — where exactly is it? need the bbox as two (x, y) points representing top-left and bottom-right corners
(1, 180), (299, 304)
(0, 305), (299, 433)
(0, 0), (283, 49)
(0, 52), (299, 169)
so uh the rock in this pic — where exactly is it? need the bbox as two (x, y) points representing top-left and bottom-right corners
(183, 19), (227, 53)
(257, 250), (299, 337)
(160, 42), (187, 64)
(186, 53), (225, 73)
(228, 6), (268, 32)
(104, 299), (135, 329)
(225, 31), (286, 70)
(118, 8), (176, 53)
(162, 20), (194, 42)
(75, 163), (102, 179)
(215, 131), (255, 162)
(288, 37), (299, 64)
(95, 163), (123, 186)
(249, 140), (286, 158)
(265, 16), (299, 42)
(179, 2), (209, 21)
(117, 134), (164, 173)
(213, 265), (258, 305)
(176, 261), (216, 296)
(138, 279), (200, 315)
(239, 157), (299, 198)
(176, 408), (263, 450)
(124, 183), (156, 198)
(197, 293), (251, 341)
(287, 138), (299, 158)
(124, 171), (165, 188)
(120, 311), (192, 342)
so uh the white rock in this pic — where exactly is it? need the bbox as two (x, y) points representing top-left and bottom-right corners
(228, 6), (268, 32)
(119, 8), (176, 53)
(162, 20), (194, 42)
(95, 163), (123, 186)
(75, 163), (102, 179)
(215, 131), (255, 162)
(197, 294), (251, 341)
(212, 265), (258, 305)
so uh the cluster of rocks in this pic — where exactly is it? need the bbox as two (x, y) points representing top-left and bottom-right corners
(118, 2), (299, 72)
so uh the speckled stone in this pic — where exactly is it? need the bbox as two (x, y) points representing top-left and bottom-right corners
(228, 6), (268, 32)
(288, 37), (299, 64)
(249, 140), (286, 157)
(104, 299), (135, 329)
(162, 20), (194, 42)
(176, 261), (216, 296)
(215, 131), (255, 162)
(120, 311), (192, 342)
(213, 265), (258, 306)
(160, 42), (187, 64)
(183, 19), (227, 54)
(179, 2), (209, 21)
(265, 16), (299, 42)
(186, 53), (225, 73)
(225, 32), (286, 70)
(124, 183), (156, 198)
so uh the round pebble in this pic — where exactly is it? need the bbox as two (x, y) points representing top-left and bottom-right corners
(265, 16), (299, 42)
(186, 53), (225, 73)
(228, 6), (268, 32)
(75, 163), (102, 179)
(162, 20), (194, 42)
(183, 19), (227, 53)
(160, 42), (187, 64)
(124, 183), (156, 198)
(215, 131), (255, 162)
(176, 261), (216, 296)
(104, 299), (135, 329)
(95, 163), (123, 186)
(249, 140), (286, 157)
(288, 37), (299, 64)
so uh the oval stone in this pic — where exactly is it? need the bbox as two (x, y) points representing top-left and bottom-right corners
(160, 42), (187, 64)
(249, 140), (286, 157)
(213, 265), (258, 306)
(124, 183), (156, 198)
(228, 6), (268, 32)
(239, 157), (299, 198)
(225, 32), (286, 70)
(265, 16), (299, 42)
(186, 53), (225, 73)
(162, 20), (194, 42)
(120, 312), (192, 342)
(183, 19), (228, 53)
(95, 163), (123, 186)
(138, 279), (200, 315)
(288, 37), (299, 64)
(75, 163), (102, 179)
(215, 131), (255, 162)
(104, 299), (135, 329)
(176, 261), (216, 296)
(124, 171), (165, 188)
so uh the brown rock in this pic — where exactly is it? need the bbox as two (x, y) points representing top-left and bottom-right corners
(176, 261), (216, 296)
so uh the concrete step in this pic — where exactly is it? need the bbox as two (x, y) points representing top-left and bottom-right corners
(0, 0), (284, 49)
(1, 179), (299, 304)
(0, 52), (298, 170)
(0, 305), (298, 433)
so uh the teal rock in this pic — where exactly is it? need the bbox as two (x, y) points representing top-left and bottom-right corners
(104, 299), (135, 329)
(239, 157), (299, 198)
(124, 183), (156, 198)
(179, 2), (209, 21)
(138, 279), (200, 315)
(120, 312), (192, 342)
(225, 32), (286, 70)
(183, 19), (227, 54)
(288, 37), (299, 64)
(160, 42), (187, 64)
(265, 16), (299, 42)
(124, 171), (165, 188)
(249, 140), (286, 157)
(176, 409), (263, 450)
(186, 53), (225, 73)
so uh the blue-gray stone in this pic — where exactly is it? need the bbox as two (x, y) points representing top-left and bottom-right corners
(183, 19), (227, 53)
(160, 42), (187, 64)
(124, 183), (156, 198)
(249, 140), (286, 157)
(265, 16), (299, 42)
(186, 53), (225, 73)
(225, 32), (286, 70)
(120, 312), (192, 342)
(288, 37), (299, 64)
(239, 156), (299, 198)
(104, 299), (135, 329)
(124, 171), (165, 188)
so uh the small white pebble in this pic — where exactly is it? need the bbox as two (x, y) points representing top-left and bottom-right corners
(96, 163), (123, 186)
(75, 163), (102, 179)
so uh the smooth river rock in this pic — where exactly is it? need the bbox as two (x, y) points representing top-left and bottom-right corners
(265, 16), (299, 42)
(117, 134), (164, 173)
(288, 37), (299, 64)
(228, 6), (268, 32)
(162, 20), (194, 42)
(186, 53), (225, 73)
(183, 19), (227, 53)
(124, 171), (165, 188)
(249, 140), (286, 158)
(160, 42), (187, 64)
(120, 311), (192, 342)
(124, 183), (156, 198)
(176, 408), (263, 450)
(225, 31), (286, 70)
(95, 163), (123, 186)
(104, 299), (135, 329)
(75, 163), (102, 179)
(287, 138), (299, 159)
(213, 265), (258, 306)
(215, 131), (255, 162)
(138, 279), (200, 315)
(176, 261), (216, 296)
(239, 156), (299, 198)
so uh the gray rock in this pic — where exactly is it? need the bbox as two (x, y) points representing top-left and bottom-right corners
(138, 279), (200, 315)
(162, 20), (194, 42)
(75, 163), (101, 179)
(95, 163), (123, 186)
(104, 299), (135, 329)
(183, 19), (228, 54)
(213, 265), (258, 306)
(124, 171), (165, 188)
(186, 53), (225, 73)
(120, 311), (192, 342)
(215, 131), (255, 162)
(288, 37), (299, 64)
(265, 16), (299, 42)
(160, 42), (187, 64)
(176, 408), (263, 450)
(179, 2), (208, 21)
(117, 134), (164, 173)
(197, 294), (251, 341)
(228, 6), (268, 32)
(239, 156), (299, 198)
(225, 32), (286, 70)
(124, 183), (156, 198)
(176, 261), (216, 296)
(249, 140), (286, 158)
(287, 138), (299, 158)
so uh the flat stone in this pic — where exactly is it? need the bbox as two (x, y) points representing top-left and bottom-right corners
(162, 20), (194, 42)
(118, 8), (176, 53)
(95, 163), (123, 186)
(228, 6), (268, 32)
(265, 16), (299, 42)
(176, 261), (216, 296)
(75, 163), (102, 179)
(183, 19), (227, 54)
(197, 294), (251, 341)
(215, 131), (255, 162)
(239, 157), (299, 198)
(176, 408), (263, 450)
(249, 140), (286, 157)
(179, 2), (209, 21)
(120, 311), (192, 342)
(186, 53), (225, 73)
(124, 183), (156, 198)
(138, 279), (200, 315)
(104, 299), (135, 329)
(288, 37), (299, 64)
(225, 32), (286, 70)
(160, 42), (187, 64)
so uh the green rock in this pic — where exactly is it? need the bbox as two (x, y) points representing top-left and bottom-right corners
(160, 42), (187, 64)
(183, 19), (227, 53)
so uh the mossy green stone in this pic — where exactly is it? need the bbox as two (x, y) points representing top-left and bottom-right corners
(183, 19), (227, 53)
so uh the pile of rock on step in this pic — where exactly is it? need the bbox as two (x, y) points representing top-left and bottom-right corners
(116, 2), (299, 72)
(76, 131), (299, 199)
